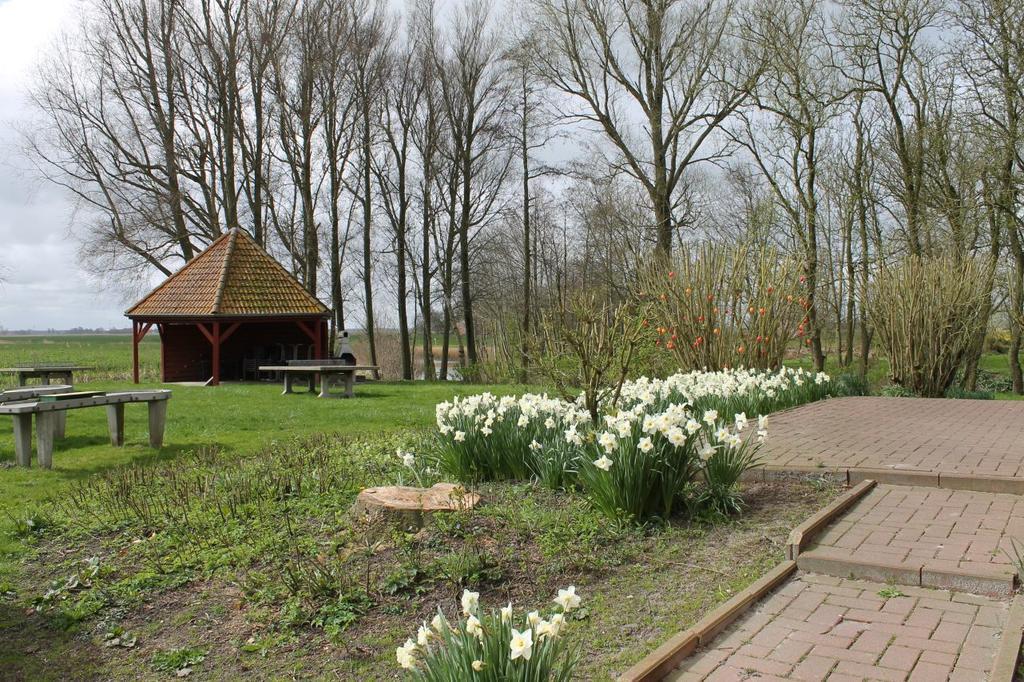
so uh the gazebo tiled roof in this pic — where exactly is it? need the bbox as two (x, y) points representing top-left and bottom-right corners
(126, 229), (329, 318)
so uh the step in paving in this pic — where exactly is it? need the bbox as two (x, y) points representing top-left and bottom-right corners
(667, 573), (1008, 682)
(795, 484), (1023, 597)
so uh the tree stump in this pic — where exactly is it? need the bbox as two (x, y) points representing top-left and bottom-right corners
(350, 482), (480, 529)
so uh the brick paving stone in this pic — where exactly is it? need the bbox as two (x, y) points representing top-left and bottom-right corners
(759, 397), (1024, 477)
(667, 574), (1008, 681)
(801, 484), (1024, 579)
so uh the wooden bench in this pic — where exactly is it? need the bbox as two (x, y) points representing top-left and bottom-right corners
(0, 390), (172, 468)
(0, 365), (94, 386)
(257, 362), (379, 398)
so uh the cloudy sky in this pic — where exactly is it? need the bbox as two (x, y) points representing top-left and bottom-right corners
(0, 0), (133, 331)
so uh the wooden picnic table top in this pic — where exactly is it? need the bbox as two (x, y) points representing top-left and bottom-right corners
(0, 390), (171, 414)
(258, 364), (379, 373)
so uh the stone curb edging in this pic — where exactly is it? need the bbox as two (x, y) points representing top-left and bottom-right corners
(785, 479), (876, 560)
(618, 561), (797, 682)
(992, 594), (1024, 681)
(746, 465), (1024, 495)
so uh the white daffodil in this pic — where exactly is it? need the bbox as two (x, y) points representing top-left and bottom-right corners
(758, 414), (769, 430)
(501, 602), (513, 623)
(714, 427), (731, 442)
(703, 409), (719, 425)
(461, 589), (480, 616)
(544, 417), (556, 429)
(598, 431), (617, 453)
(666, 427), (686, 447)
(431, 612), (447, 633)
(549, 612), (565, 637)
(642, 415), (658, 434)
(593, 455), (613, 471)
(454, 431), (466, 442)
(637, 436), (654, 453)
(517, 414), (529, 427)
(727, 433), (742, 447)
(734, 412), (748, 430)
(472, 660), (486, 672)
(466, 614), (484, 639)
(555, 585), (581, 611)
(685, 419), (701, 435)
(535, 618), (555, 639)
(529, 439), (542, 451)
(510, 628), (533, 661)
(700, 445), (716, 461)
(480, 426), (493, 436)
(416, 623), (431, 647)
(396, 638), (417, 669)
(400, 451), (416, 468)
(527, 610), (541, 627)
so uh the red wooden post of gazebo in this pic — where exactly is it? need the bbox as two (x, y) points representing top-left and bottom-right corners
(125, 229), (332, 385)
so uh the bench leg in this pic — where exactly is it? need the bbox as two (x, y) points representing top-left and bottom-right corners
(13, 414), (32, 467)
(307, 374), (316, 393)
(344, 373), (355, 399)
(107, 404), (125, 446)
(41, 374), (50, 386)
(17, 371), (26, 387)
(54, 411), (67, 439)
(318, 374), (332, 398)
(282, 373), (293, 395)
(36, 412), (55, 469)
(148, 400), (167, 448)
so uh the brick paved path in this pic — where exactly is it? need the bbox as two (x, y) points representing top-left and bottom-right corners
(760, 397), (1024, 477)
(807, 485), (1024, 576)
(669, 574), (1008, 682)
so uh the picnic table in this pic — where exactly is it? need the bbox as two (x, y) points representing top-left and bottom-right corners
(0, 364), (94, 386)
(257, 361), (379, 398)
(0, 390), (171, 468)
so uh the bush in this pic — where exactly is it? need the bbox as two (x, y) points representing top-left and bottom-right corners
(868, 255), (992, 398)
(532, 292), (646, 421)
(397, 588), (580, 680)
(637, 242), (808, 371)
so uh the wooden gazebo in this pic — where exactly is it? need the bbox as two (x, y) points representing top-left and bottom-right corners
(126, 229), (330, 385)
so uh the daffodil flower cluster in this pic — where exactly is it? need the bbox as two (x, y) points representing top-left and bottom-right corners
(428, 368), (834, 522)
(396, 588), (581, 679)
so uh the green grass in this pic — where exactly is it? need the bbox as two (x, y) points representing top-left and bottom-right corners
(785, 351), (1021, 395)
(0, 334), (161, 384)
(0, 379), (524, 583)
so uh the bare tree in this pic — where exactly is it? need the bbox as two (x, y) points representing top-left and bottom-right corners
(436, 0), (511, 367)
(733, 0), (844, 371)
(530, 0), (763, 257)
(955, 0), (1024, 393)
(837, 0), (946, 257)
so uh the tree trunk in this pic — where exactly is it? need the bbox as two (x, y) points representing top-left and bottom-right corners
(361, 106), (380, 380)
